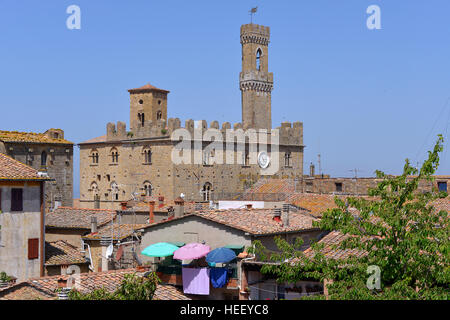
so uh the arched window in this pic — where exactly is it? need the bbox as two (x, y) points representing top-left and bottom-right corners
(156, 111), (162, 120)
(256, 49), (262, 71)
(90, 149), (99, 164)
(284, 152), (292, 167)
(41, 151), (47, 167)
(90, 182), (100, 208)
(110, 148), (119, 163)
(143, 147), (152, 164)
(143, 181), (152, 196)
(202, 182), (213, 201)
(111, 182), (119, 200)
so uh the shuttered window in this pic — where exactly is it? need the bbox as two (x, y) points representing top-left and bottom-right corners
(11, 188), (23, 212)
(28, 238), (39, 260)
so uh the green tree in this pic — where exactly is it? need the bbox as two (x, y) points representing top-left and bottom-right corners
(251, 136), (449, 300)
(69, 272), (160, 300)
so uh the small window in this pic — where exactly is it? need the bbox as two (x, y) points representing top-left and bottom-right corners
(91, 150), (99, 164)
(143, 148), (152, 164)
(156, 111), (162, 120)
(158, 100), (161, 105)
(106, 174), (111, 182)
(41, 151), (47, 167)
(139, 99), (143, 105)
(110, 148), (119, 163)
(284, 152), (292, 167)
(335, 183), (343, 192)
(11, 188), (23, 212)
(143, 181), (152, 196)
(438, 182), (447, 192)
(28, 238), (39, 260)
(256, 49), (262, 71)
(115, 193), (119, 201)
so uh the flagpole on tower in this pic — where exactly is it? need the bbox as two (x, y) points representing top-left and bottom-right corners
(249, 6), (258, 24)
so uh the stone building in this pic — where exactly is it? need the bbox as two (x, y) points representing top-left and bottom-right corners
(78, 23), (305, 209)
(0, 129), (73, 210)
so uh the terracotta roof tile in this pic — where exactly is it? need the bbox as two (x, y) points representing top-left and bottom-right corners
(128, 83), (170, 93)
(12, 268), (192, 300)
(45, 207), (115, 229)
(83, 223), (149, 240)
(0, 130), (72, 144)
(144, 208), (319, 235)
(78, 135), (107, 144)
(45, 240), (89, 266)
(303, 231), (368, 260)
(0, 153), (46, 180)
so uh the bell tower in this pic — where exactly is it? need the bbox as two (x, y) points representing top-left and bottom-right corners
(240, 24), (273, 130)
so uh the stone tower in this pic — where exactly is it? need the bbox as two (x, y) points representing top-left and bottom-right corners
(240, 24), (274, 130)
(128, 84), (170, 131)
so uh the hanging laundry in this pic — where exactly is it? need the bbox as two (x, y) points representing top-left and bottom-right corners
(210, 268), (228, 288)
(182, 267), (210, 295)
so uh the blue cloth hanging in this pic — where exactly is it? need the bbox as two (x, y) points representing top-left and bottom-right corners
(210, 268), (228, 288)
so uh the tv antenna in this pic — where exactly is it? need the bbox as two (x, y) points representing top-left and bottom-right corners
(249, 7), (258, 24)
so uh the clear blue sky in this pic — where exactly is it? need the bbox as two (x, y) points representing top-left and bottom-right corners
(1, 1), (449, 198)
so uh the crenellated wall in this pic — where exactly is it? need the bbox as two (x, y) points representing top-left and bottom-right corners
(110, 117), (303, 146)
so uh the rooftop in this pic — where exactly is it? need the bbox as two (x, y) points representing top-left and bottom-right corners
(0, 268), (191, 300)
(0, 153), (50, 181)
(303, 231), (368, 260)
(128, 83), (170, 94)
(45, 207), (116, 230)
(83, 223), (149, 240)
(0, 130), (73, 145)
(45, 240), (89, 266)
(143, 208), (319, 235)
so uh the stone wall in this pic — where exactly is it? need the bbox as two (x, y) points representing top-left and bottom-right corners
(3, 142), (73, 209)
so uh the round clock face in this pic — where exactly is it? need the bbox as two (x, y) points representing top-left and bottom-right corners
(258, 151), (270, 169)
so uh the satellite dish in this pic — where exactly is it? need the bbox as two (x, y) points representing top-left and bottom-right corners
(105, 244), (113, 259)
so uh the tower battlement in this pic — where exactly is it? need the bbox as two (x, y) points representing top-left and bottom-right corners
(240, 24), (270, 45)
(107, 116), (302, 146)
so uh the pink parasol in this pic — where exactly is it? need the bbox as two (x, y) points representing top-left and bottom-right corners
(173, 242), (211, 260)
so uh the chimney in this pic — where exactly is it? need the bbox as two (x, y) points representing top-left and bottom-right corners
(174, 197), (185, 218)
(148, 200), (155, 224)
(120, 201), (128, 210)
(57, 278), (70, 300)
(91, 216), (98, 233)
(273, 208), (281, 222)
(310, 163), (315, 177)
(282, 204), (290, 227)
(158, 196), (164, 207)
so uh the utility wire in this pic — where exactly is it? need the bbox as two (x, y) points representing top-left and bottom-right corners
(415, 96), (450, 164)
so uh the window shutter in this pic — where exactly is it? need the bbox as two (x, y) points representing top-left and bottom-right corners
(28, 238), (39, 260)
(11, 188), (23, 212)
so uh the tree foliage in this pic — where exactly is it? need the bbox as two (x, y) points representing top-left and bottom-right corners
(250, 136), (449, 299)
(68, 272), (160, 300)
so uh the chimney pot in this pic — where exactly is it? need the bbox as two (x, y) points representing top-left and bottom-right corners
(273, 208), (282, 222)
(91, 216), (98, 233)
(174, 197), (185, 218)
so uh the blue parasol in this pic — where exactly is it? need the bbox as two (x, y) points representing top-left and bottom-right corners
(206, 247), (237, 264)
